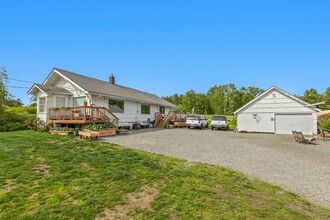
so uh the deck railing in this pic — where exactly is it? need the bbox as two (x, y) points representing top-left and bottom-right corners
(48, 105), (119, 126)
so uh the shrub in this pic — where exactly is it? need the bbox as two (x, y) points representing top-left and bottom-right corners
(0, 106), (38, 132)
(25, 115), (48, 132)
(319, 120), (330, 130)
(229, 116), (237, 128)
(0, 112), (27, 132)
(5, 106), (37, 115)
(85, 123), (114, 131)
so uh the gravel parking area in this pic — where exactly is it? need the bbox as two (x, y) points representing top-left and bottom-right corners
(102, 128), (330, 208)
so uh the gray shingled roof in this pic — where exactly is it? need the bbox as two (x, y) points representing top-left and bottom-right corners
(54, 68), (176, 107)
(35, 83), (71, 94)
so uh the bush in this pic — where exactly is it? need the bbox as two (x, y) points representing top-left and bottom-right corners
(229, 116), (237, 128)
(25, 115), (48, 132)
(0, 122), (27, 132)
(5, 106), (37, 115)
(85, 123), (114, 131)
(0, 106), (38, 132)
(319, 120), (330, 130)
(0, 112), (27, 132)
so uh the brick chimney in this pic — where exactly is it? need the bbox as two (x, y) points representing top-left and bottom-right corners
(109, 73), (115, 84)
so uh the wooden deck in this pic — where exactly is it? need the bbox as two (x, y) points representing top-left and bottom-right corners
(154, 112), (186, 128)
(48, 105), (119, 126)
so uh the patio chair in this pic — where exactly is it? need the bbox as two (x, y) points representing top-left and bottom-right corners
(292, 131), (300, 142)
(317, 124), (330, 141)
(296, 131), (316, 144)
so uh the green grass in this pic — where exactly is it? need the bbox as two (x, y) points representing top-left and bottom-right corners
(0, 131), (329, 219)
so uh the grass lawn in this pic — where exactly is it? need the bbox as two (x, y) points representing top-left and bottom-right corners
(0, 131), (329, 219)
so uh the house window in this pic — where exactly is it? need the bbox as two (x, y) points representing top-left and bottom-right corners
(39, 97), (46, 113)
(141, 104), (150, 114)
(55, 96), (66, 108)
(109, 99), (124, 113)
(160, 106), (165, 114)
(73, 96), (86, 106)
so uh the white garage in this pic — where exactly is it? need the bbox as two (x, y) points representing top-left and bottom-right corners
(234, 87), (320, 135)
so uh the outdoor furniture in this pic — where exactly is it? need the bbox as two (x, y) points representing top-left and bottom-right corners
(292, 131), (300, 142)
(78, 131), (100, 141)
(317, 124), (330, 141)
(295, 131), (316, 144)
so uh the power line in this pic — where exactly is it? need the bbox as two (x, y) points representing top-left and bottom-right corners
(6, 86), (30, 89)
(8, 78), (34, 84)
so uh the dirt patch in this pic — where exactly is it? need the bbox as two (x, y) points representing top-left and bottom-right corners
(80, 162), (91, 170)
(286, 203), (318, 219)
(33, 157), (50, 176)
(126, 185), (159, 210)
(0, 179), (17, 194)
(213, 187), (230, 199)
(168, 212), (180, 220)
(95, 184), (160, 219)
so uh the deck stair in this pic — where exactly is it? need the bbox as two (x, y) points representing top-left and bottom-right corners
(154, 112), (186, 128)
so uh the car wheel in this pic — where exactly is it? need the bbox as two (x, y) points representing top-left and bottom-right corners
(200, 124), (203, 130)
(211, 127), (214, 130)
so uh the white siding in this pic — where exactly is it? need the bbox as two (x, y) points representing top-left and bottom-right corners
(54, 78), (85, 97)
(237, 89), (318, 134)
(237, 113), (275, 133)
(91, 95), (171, 127)
(240, 91), (314, 114)
(91, 94), (108, 107)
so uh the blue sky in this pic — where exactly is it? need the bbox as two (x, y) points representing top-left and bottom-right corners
(1, 0), (329, 105)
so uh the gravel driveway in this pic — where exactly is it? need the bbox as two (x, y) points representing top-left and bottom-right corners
(102, 128), (330, 208)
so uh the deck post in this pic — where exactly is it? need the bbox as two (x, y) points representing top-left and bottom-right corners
(83, 102), (87, 122)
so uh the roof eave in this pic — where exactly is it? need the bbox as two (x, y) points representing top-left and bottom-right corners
(234, 86), (321, 114)
(90, 92), (176, 108)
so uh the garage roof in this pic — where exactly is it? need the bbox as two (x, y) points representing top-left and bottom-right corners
(234, 86), (321, 114)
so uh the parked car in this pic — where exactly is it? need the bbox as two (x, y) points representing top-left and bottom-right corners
(210, 115), (229, 130)
(186, 115), (208, 129)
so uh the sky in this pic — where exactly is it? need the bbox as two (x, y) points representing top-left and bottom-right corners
(1, 0), (329, 105)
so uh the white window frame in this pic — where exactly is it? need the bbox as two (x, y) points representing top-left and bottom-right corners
(38, 97), (46, 113)
(55, 96), (66, 108)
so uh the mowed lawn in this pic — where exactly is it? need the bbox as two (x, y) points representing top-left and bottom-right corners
(0, 131), (329, 219)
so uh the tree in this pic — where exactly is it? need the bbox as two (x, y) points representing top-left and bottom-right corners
(301, 88), (323, 104)
(324, 87), (330, 104)
(0, 67), (8, 113)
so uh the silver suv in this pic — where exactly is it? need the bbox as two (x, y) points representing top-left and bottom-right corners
(210, 115), (229, 130)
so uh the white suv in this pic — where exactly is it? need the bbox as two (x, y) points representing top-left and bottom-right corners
(210, 115), (229, 130)
(186, 115), (208, 129)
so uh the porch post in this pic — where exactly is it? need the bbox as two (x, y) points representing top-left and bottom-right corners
(83, 101), (87, 122)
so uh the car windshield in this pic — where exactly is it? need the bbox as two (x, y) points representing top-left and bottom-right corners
(212, 116), (226, 121)
(187, 116), (199, 120)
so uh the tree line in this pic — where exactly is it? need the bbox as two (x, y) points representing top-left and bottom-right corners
(163, 84), (330, 115)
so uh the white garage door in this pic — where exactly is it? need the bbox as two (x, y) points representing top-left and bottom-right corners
(275, 114), (313, 135)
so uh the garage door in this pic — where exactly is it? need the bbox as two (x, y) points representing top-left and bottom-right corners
(275, 114), (313, 135)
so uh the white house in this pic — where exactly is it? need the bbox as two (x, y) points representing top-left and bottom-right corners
(28, 68), (176, 127)
(234, 86), (321, 135)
